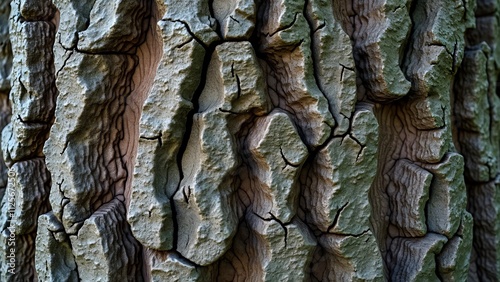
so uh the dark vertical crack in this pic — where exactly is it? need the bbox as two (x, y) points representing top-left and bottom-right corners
(235, 73), (241, 99)
(171, 40), (219, 250)
(327, 201), (349, 233)
(303, 0), (338, 125)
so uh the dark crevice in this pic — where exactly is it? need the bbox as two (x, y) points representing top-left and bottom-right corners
(139, 133), (162, 147)
(171, 250), (203, 268)
(451, 40), (458, 74)
(269, 212), (289, 247)
(279, 146), (301, 170)
(56, 49), (74, 78)
(326, 228), (371, 238)
(175, 37), (194, 49)
(313, 21), (326, 33)
(235, 73), (242, 99)
(339, 63), (355, 81)
(218, 107), (239, 115)
(163, 19), (210, 49)
(230, 16), (240, 24)
(327, 201), (349, 232)
(267, 12), (299, 37)
(15, 114), (50, 125)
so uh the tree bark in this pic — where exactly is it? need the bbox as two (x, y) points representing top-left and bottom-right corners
(0, 0), (498, 281)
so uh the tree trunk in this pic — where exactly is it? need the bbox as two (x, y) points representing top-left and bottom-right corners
(0, 0), (499, 281)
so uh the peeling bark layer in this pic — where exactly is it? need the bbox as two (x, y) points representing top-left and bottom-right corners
(0, 0), (498, 281)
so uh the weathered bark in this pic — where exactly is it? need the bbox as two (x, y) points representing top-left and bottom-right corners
(0, 0), (498, 281)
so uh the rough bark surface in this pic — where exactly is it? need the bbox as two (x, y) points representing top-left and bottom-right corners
(0, 0), (498, 281)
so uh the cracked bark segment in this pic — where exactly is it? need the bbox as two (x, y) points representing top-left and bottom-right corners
(4, 159), (50, 234)
(303, 105), (378, 234)
(247, 111), (308, 223)
(53, 0), (97, 49)
(402, 0), (470, 130)
(45, 52), (136, 234)
(163, 0), (219, 46)
(201, 41), (270, 115)
(247, 214), (316, 281)
(19, 0), (56, 21)
(128, 19), (204, 252)
(333, 0), (411, 102)
(213, 0), (256, 40)
(388, 233), (447, 281)
(387, 159), (432, 237)
(149, 251), (214, 282)
(174, 109), (239, 266)
(2, 5), (57, 165)
(70, 199), (142, 281)
(454, 44), (499, 182)
(306, 0), (357, 135)
(9, 20), (56, 123)
(316, 232), (384, 281)
(35, 212), (78, 282)
(173, 40), (269, 265)
(420, 153), (467, 238)
(77, 0), (150, 53)
(0, 231), (36, 281)
(258, 0), (334, 148)
(1, 120), (49, 165)
(437, 212), (473, 282)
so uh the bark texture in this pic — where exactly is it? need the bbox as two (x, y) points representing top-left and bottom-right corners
(0, 0), (498, 281)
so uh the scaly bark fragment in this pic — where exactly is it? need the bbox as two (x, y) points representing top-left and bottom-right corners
(258, 0), (334, 148)
(128, 19), (204, 252)
(213, 0), (256, 40)
(302, 104), (378, 235)
(306, 0), (357, 135)
(174, 41), (269, 266)
(71, 199), (142, 281)
(35, 212), (78, 281)
(387, 159), (432, 237)
(247, 111), (308, 223)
